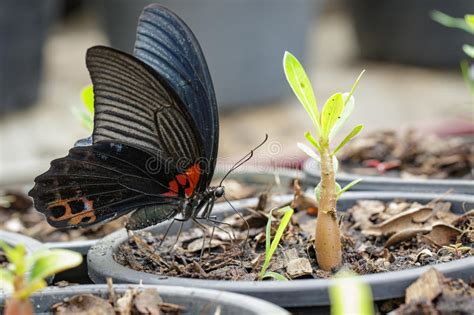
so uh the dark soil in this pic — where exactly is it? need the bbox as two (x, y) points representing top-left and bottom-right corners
(52, 284), (184, 314)
(0, 189), (126, 242)
(115, 191), (473, 281)
(339, 130), (473, 179)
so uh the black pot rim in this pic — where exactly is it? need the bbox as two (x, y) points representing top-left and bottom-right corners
(303, 159), (474, 194)
(88, 192), (474, 308)
(0, 284), (289, 315)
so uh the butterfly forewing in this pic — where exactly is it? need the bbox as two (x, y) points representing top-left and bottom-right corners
(134, 4), (219, 185)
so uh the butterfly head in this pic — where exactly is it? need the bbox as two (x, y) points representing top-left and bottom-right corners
(214, 186), (225, 198)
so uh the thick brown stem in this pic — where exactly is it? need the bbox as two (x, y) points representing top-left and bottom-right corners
(315, 145), (342, 271)
(4, 298), (34, 315)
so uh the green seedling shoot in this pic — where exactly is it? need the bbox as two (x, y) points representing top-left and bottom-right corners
(0, 242), (83, 315)
(283, 51), (364, 271)
(431, 11), (474, 100)
(329, 269), (374, 315)
(73, 84), (94, 131)
(259, 206), (294, 281)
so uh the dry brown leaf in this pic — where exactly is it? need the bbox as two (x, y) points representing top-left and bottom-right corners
(115, 289), (134, 315)
(286, 257), (313, 278)
(350, 200), (385, 230)
(53, 294), (115, 315)
(186, 238), (225, 253)
(405, 268), (445, 303)
(422, 223), (462, 247)
(364, 206), (433, 236)
(385, 227), (431, 248)
(133, 289), (163, 315)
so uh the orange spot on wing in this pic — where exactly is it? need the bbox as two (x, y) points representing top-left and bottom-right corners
(47, 197), (96, 225)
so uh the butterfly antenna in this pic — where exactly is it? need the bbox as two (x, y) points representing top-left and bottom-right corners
(218, 134), (269, 187)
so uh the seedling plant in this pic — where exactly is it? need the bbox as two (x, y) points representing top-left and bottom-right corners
(283, 51), (365, 271)
(0, 242), (82, 315)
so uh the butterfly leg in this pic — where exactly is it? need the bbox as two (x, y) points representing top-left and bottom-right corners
(192, 218), (211, 260)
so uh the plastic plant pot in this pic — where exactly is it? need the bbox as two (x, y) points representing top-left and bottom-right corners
(0, 284), (289, 315)
(0, 0), (57, 113)
(88, 192), (474, 313)
(303, 158), (474, 194)
(0, 230), (43, 255)
(347, 0), (474, 67)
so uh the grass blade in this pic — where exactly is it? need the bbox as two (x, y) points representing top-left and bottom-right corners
(259, 206), (294, 279)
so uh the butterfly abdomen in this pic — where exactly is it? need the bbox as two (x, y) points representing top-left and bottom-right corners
(126, 204), (178, 230)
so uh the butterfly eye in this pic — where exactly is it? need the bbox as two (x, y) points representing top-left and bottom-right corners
(215, 187), (224, 198)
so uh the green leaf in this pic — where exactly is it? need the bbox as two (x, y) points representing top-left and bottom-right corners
(28, 249), (83, 285)
(329, 93), (354, 140)
(262, 271), (288, 281)
(305, 131), (321, 152)
(465, 14), (474, 29)
(321, 93), (344, 140)
(330, 70), (365, 140)
(0, 241), (27, 276)
(336, 179), (362, 198)
(283, 51), (322, 135)
(430, 10), (474, 34)
(330, 269), (374, 315)
(259, 206), (294, 279)
(462, 44), (474, 58)
(81, 84), (94, 114)
(297, 142), (320, 162)
(0, 269), (14, 293)
(332, 124), (364, 156)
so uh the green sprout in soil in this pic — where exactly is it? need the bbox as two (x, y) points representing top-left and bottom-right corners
(73, 84), (94, 131)
(431, 11), (474, 100)
(259, 206), (294, 281)
(0, 242), (82, 315)
(283, 51), (365, 271)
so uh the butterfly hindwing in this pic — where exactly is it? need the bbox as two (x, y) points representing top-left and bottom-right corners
(134, 4), (219, 185)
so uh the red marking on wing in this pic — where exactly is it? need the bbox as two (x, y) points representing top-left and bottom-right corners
(162, 164), (201, 198)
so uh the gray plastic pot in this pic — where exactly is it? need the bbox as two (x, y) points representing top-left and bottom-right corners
(0, 230), (43, 254)
(0, 284), (289, 315)
(95, 0), (319, 108)
(303, 159), (474, 194)
(347, 0), (474, 67)
(88, 192), (474, 313)
(0, 0), (57, 113)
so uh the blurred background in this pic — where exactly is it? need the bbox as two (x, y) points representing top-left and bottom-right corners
(1, 0), (473, 186)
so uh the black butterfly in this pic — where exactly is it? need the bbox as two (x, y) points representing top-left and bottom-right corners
(28, 4), (224, 230)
